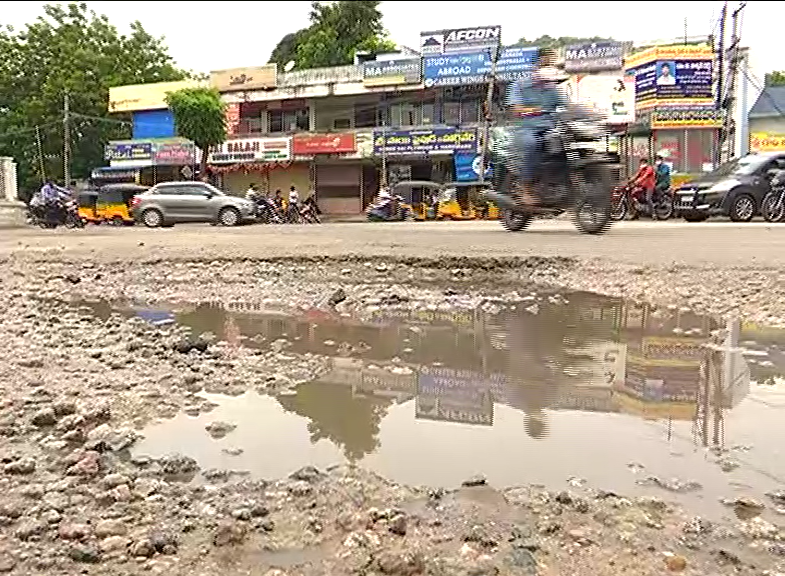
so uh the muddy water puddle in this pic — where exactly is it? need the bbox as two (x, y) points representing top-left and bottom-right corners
(76, 292), (785, 520)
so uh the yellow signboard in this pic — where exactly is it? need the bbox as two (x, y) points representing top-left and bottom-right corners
(210, 65), (278, 92)
(613, 391), (696, 421)
(750, 132), (785, 153)
(624, 44), (713, 69)
(108, 80), (202, 113)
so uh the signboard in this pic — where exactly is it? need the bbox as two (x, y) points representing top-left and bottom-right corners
(363, 58), (421, 87)
(571, 75), (636, 124)
(210, 64), (278, 92)
(750, 132), (785, 153)
(372, 127), (478, 155)
(292, 133), (356, 155)
(153, 141), (196, 165)
(454, 152), (491, 182)
(209, 137), (291, 164)
(105, 141), (152, 162)
(420, 25), (502, 55)
(423, 46), (537, 88)
(108, 80), (201, 113)
(564, 42), (624, 73)
(651, 107), (723, 129)
(626, 44), (714, 107)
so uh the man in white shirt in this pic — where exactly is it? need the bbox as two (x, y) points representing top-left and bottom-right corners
(288, 186), (300, 206)
(245, 183), (258, 200)
(286, 186), (300, 222)
(656, 63), (676, 86)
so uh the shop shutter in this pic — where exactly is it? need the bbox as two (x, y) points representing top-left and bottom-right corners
(315, 164), (361, 187)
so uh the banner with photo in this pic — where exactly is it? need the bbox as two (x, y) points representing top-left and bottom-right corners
(625, 44), (714, 107)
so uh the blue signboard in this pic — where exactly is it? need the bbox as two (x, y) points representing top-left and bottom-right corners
(105, 141), (153, 162)
(454, 152), (492, 182)
(423, 46), (537, 88)
(372, 127), (478, 155)
(417, 366), (506, 398)
(631, 59), (713, 102)
(656, 59), (713, 100)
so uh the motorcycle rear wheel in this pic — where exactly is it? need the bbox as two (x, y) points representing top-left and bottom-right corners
(501, 209), (533, 231)
(762, 192), (785, 223)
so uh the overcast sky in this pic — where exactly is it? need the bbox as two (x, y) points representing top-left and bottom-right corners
(4, 1), (772, 92)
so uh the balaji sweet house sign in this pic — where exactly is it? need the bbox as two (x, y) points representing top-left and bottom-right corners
(209, 137), (291, 164)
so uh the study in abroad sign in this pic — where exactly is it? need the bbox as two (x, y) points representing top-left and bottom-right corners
(372, 128), (478, 155)
(423, 46), (537, 88)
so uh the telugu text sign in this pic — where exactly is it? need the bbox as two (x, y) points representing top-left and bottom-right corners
(292, 133), (356, 155)
(423, 46), (537, 88)
(372, 128), (478, 155)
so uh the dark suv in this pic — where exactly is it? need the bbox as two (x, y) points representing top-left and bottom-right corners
(130, 181), (256, 227)
(674, 152), (785, 222)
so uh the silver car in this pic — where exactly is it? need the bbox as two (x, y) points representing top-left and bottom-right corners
(130, 181), (256, 227)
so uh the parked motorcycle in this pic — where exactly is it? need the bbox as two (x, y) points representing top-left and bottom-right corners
(611, 184), (674, 221)
(485, 103), (616, 235)
(761, 170), (785, 222)
(366, 194), (412, 222)
(253, 197), (284, 224)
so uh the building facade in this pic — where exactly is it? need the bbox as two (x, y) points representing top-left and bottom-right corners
(748, 85), (785, 153)
(107, 28), (753, 213)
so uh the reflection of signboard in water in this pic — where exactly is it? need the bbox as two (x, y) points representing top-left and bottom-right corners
(569, 342), (627, 387)
(556, 387), (616, 412)
(318, 358), (417, 397)
(415, 367), (504, 426)
(621, 336), (705, 403)
(415, 392), (494, 426)
(367, 307), (477, 328)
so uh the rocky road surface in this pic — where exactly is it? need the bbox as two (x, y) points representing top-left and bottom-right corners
(0, 221), (783, 575)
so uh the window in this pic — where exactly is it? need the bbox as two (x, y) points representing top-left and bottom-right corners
(421, 101), (436, 125)
(390, 103), (417, 127)
(461, 98), (480, 124)
(269, 108), (309, 133)
(355, 102), (379, 128)
(333, 118), (351, 130)
(443, 101), (461, 125)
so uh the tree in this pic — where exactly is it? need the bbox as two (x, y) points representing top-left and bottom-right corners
(269, 29), (308, 68)
(0, 2), (185, 192)
(268, 1), (396, 70)
(764, 71), (785, 87)
(514, 35), (616, 49)
(165, 87), (226, 180)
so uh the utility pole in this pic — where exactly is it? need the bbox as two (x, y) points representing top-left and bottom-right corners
(715, 1), (727, 167)
(719, 1), (746, 164)
(478, 43), (501, 185)
(63, 92), (71, 189)
(35, 125), (46, 182)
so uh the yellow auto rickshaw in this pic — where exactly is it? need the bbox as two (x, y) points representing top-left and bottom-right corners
(389, 180), (445, 221)
(77, 190), (101, 225)
(435, 182), (499, 220)
(96, 183), (148, 225)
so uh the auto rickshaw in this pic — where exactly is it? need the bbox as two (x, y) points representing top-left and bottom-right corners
(96, 183), (148, 225)
(77, 190), (101, 225)
(389, 180), (444, 221)
(436, 182), (499, 220)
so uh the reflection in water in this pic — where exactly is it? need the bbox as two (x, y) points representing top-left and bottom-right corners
(81, 291), (785, 510)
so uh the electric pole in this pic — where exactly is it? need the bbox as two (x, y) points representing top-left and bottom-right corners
(63, 91), (71, 189)
(478, 44), (501, 185)
(715, 1), (727, 167)
(719, 1), (746, 164)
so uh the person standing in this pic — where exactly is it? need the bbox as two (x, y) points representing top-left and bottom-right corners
(655, 152), (672, 196)
(287, 185), (300, 222)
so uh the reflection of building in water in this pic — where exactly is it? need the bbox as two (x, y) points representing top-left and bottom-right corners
(317, 357), (417, 402)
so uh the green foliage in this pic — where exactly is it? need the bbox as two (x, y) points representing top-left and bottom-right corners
(0, 2), (185, 191)
(269, 1), (396, 70)
(764, 71), (785, 87)
(514, 35), (616, 49)
(165, 87), (226, 178)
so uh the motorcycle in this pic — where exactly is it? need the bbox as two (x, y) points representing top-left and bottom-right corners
(28, 199), (84, 229)
(611, 183), (674, 221)
(761, 170), (785, 222)
(252, 197), (284, 224)
(485, 103), (616, 235)
(300, 196), (321, 224)
(366, 194), (412, 222)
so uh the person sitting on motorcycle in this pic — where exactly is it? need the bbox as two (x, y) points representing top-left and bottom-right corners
(654, 152), (672, 198)
(40, 180), (71, 223)
(631, 158), (656, 215)
(505, 47), (569, 208)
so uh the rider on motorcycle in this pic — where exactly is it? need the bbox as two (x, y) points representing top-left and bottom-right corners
(504, 48), (569, 208)
(39, 180), (72, 224)
(654, 151), (672, 198)
(631, 158), (656, 216)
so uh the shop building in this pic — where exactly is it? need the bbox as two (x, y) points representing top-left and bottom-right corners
(748, 85), (785, 153)
(95, 137), (197, 186)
